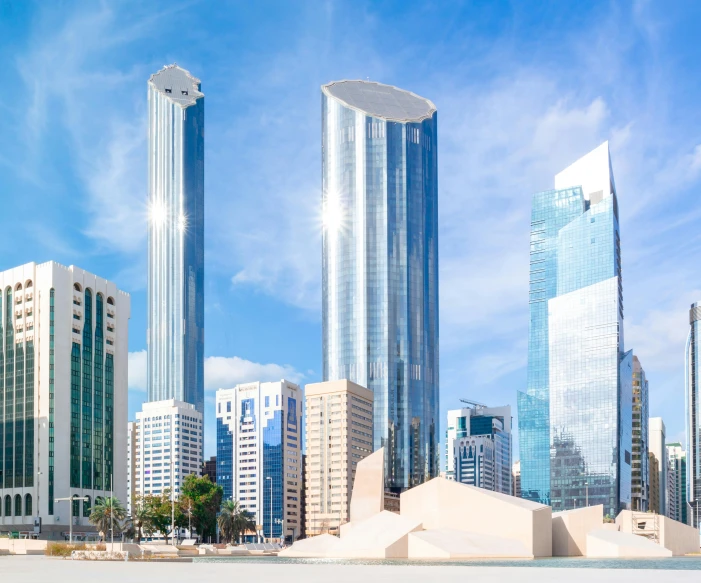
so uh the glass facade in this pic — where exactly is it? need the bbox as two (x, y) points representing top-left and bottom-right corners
(631, 355), (649, 511)
(517, 145), (632, 516)
(0, 283), (35, 508)
(321, 80), (439, 490)
(686, 302), (701, 528)
(49, 289), (55, 515)
(216, 417), (233, 501)
(147, 64), (205, 418)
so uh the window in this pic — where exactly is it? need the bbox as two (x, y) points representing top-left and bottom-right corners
(165, 88), (172, 93)
(265, 396), (269, 408)
(181, 90), (188, 96)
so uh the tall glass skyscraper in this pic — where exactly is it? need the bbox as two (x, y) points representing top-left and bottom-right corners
(686, 302), (701, 528)
(321, 80), (439, 490)
(147, 65), (205, 415)
(517, 143), (633, 516)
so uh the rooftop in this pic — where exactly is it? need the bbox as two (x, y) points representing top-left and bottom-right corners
(322, 80), (435, 122)
(149, 64), (204, 106)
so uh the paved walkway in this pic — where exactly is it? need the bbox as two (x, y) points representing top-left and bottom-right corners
(1, 557), (700, 583)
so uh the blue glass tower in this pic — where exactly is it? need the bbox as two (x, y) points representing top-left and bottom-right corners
(321, 80), (439, 490)
(517, 143), (632, 516)
(687, 302), (701, 528)
(147, 65), (205, 416)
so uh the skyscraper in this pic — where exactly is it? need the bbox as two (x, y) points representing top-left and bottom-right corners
(632, 355), (650, 511)
(686, 302), (701, 528)
(667, 443), (688, 524)
(147, 64), (205, 415)
(517, 143), (633, 516)
(321, 80), (439, 490)
(649, 417), (667, 515)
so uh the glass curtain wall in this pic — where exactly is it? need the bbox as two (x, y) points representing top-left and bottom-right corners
(147, 65), (205, 416)
(321, 81), (439, 490)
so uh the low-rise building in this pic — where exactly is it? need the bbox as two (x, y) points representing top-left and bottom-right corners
(446, 403), (512, 494)
(304, 380), (373, 537)
(216, 380), (303, 542)
(133, 400), (203, 500)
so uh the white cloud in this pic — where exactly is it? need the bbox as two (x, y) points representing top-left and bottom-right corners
(128, 349), (147, 391)
(128, 350), (304, 393)
(205, 356), (304, 390)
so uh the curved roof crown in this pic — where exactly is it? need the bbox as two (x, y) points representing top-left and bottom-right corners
(323, 80), (435, 122)
(149, 64), (204, 107)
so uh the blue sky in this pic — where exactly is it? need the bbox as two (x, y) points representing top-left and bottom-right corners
(1, 0), (700, 458)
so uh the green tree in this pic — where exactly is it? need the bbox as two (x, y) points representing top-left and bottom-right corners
(89, 497), (126, 540)
(181, 474), (223, 542)
(217, 499), (255, 544)
(144, 491), (184, 544)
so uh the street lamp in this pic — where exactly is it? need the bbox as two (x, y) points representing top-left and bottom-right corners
(266, 476), (272, 542)
(585, 481), (589, 507)
(55, 491), (89, 544)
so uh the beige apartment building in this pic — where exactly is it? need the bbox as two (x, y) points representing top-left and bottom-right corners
(304, 380), (373, 537)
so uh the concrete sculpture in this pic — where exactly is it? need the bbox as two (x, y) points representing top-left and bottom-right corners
(281, 447), (698, 560)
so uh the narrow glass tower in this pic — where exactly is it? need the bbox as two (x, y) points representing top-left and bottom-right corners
(147, 65), (204, 415)
(518, 143), (632, 516)
(321, 80), (439, 490)
(687, 302), (701, 528)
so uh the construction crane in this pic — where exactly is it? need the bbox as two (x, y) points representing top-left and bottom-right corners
(459, 398), (487, 409)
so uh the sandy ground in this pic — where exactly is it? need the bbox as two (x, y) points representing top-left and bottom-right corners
(1, 556), (700, 583)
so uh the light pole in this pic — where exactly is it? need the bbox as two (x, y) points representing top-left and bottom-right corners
(36, 471), (43, 519)
(110, 474), (114, 550)
(55, 491), (88, 544)
(585, 482), (589, 507)
(266, 476), (272, 542)
(170, 420), (176, 546)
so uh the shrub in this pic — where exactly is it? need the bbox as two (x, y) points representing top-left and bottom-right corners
(45, 542), (86, 557)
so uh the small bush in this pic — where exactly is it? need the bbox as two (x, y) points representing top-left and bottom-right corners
(45, 542), (86, 557)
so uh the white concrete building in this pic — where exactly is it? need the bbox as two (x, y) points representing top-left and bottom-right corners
(133, 400), (202, 500)
(445, 404), (512, 494)
(304, 379), (374, 537)
(0, 262), (130, 539)
(649, 417), (667, 515)
(216, 380), (303, 542)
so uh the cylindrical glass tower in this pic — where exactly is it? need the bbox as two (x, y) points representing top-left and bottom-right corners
(321, 80), (439, 490)
(147, 65), (205, 416)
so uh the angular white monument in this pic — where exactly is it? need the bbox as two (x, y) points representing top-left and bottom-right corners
(407, 528), (532, 559)
(552, 505), (604, 556)
(349, 447), (385, 523)
(615, 510), (700, 556)
(335, 511), (422, 558)
(400, 477), (553, 557)
(586, 529), (672, 558)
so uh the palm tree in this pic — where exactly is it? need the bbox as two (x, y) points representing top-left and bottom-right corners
(126, 501), (154, 543)
(89, 497), (127, 541)
(217, 499), (255, 544)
